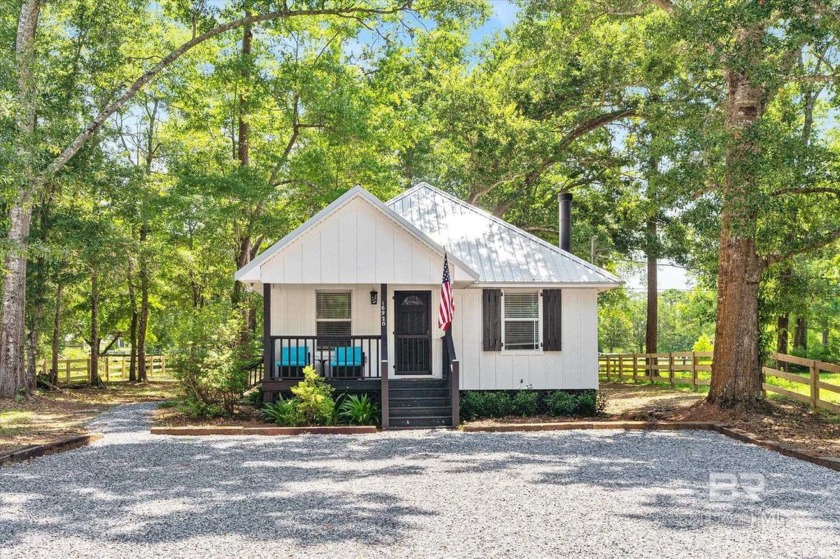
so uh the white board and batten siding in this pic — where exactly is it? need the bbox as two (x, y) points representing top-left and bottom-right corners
(451, 288), (599, 390)
(271, 283), (599, 389)
(259, 196), (471, 286)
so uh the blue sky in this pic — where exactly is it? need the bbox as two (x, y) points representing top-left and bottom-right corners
(470, 1), (519, 43)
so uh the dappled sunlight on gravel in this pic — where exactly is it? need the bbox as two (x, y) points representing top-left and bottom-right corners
(0, 403), (839, 558)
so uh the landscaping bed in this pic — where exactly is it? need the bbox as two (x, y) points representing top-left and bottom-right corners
(153, 404), (266, 428)
(466, 382), (840, 459)
(0, 381), (180, 454)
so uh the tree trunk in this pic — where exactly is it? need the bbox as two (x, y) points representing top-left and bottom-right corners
(50, 283), (62, 384)
(645, 219), (658, 355)
(794, 317), (807, 351)
(776, 314), (789, 354)
(137, 224), (149, 383)
(708, 233), (764, 405)
(89, 269), (100, 385)
(127, 255), (138, 382)
(707, 29), (767, 407)
(0, 0), (41, 398)
(232, 18), (255, 341)
(776, 312), (789, 370)
(26, 300), (44, 381)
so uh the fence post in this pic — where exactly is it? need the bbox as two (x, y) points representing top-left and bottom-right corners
(162, 354), (167, 376)
(632, 354), (638, 383)
(668, 353), (675, 387)
(121, 356), (126, 378)
(618, 354), (624, 382)
(65, 360), (71, 383)
(104, 357), (109, 382)
(691, 351), (698, 391)
(810, 360), (819, 409)
(605, 356), (611, 381)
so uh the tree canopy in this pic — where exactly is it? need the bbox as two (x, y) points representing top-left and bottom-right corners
(2, 0), (840, 408)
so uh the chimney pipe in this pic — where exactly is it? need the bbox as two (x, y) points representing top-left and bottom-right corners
(558, 192), (572, 252)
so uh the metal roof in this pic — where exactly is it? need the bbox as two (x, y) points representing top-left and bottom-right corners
(387, 183), (621, 286)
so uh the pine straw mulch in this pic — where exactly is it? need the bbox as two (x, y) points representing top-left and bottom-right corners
(466, 382), (840, 459)
(153, 404), (265, 428)
(0, 381), (180, 454)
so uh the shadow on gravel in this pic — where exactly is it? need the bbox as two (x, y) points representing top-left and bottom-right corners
(1, 423), (839, 550)
(442, 429), (840, 533)
(0, 434), (435, 548)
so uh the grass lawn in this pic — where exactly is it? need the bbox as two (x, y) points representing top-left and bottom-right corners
(593, 381), (840, 458)
(0, 381), (181, 454)
(600, 368), (840, 406)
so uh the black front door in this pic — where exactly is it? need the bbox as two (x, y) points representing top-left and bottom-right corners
(394, 291), (432, 375)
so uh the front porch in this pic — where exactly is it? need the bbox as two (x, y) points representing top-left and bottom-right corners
(260, 283), (460, 428)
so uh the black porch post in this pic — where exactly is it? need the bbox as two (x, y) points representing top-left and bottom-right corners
(263, 283), (271, 382)
(380, 283), (388, 361)
(380, 283), (389, 429)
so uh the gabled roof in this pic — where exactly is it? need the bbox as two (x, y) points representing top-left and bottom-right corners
(386, 183), (621, 286)
(235, 185), (479, 284)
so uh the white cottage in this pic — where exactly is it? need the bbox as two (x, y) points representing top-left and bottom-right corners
(235, 183), (620, 428)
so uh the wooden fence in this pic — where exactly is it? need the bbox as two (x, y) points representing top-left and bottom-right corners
(39, 355), (170, 384)
(599, 351), (840, 414)
(762, 352), (840, 415)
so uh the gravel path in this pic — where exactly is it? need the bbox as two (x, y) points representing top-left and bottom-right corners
(1, 403), (839, 558)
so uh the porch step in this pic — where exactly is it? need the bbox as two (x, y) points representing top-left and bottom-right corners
(387, 379), (453, 429)
(389, 406), (453, 419)
(389, 397), (450, 408)
(389, 387), (450, 399)
(389, 416), (453, 429)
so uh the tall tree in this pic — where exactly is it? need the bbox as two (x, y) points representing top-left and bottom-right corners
(0, 1), (447, 397)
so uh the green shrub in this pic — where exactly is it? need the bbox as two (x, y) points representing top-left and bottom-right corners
(169, 303), (260, 417)
(262, 397), (303, 426)
(178, 399), (222, 418)
(460, 392), (484, 421)
(338, 394), (379, 425)
(575, 392), (597, 415)
(247, 386), (264, 407)
(460, 391), (513, 420)
(545, 390), (605, 417)
(546, 391), (576, 416)
(511, 390), (539, 416)
(290, 366), (335, 425)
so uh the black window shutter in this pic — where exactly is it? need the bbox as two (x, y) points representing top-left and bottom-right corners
(543, 289), (562, 351)
(482, 289), (502, 351)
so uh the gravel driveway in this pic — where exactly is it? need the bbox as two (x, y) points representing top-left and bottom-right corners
(1, 403), (839, 558)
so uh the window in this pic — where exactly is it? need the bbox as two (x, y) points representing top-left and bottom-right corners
(316, 291), (351, 348)
(502, 291), (541, 351)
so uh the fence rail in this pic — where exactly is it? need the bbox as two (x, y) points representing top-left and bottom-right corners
(599, 351), (840, 414)
(39, 355), (171, 384)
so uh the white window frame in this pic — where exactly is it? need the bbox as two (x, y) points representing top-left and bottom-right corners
(501, 289), (543, 353)
(316, 291), (352, 347)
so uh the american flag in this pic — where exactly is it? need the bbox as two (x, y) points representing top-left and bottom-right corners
(438, 253), (454, 331)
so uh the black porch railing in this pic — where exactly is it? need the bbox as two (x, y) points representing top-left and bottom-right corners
(268, 335), (381, 380)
